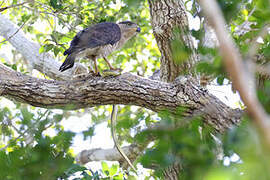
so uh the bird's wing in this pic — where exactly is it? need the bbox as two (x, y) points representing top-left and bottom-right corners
(64, 22), (121, 55)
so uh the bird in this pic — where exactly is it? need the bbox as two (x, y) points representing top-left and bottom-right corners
(59, 21), (141, 74)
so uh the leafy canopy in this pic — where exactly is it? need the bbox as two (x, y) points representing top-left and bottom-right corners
(0, 0), (270, 179)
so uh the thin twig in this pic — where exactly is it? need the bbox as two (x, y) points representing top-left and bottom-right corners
(198, 0), (270, 147)
(0, 122), (32, 151)
(0, 1), (29, 12)
(0, 110), (51, 151)
(0, 19), (29, 44)
(22, 5), (79, 31)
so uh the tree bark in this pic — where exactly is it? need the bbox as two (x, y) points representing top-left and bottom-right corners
(163, 162), (182, 180)
(148, 0), (199, 82)
(0, 63), (241, 133)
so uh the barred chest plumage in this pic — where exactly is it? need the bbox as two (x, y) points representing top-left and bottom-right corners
(75, 39), (124, 60)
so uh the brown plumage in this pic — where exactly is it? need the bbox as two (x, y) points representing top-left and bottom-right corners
(59, 21), (141, 74)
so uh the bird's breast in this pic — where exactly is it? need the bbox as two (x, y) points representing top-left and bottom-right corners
(100, 43), (119, 57)
(76, 42), (120, 60)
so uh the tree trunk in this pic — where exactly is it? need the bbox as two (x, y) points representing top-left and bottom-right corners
(148, 0), (199, 82)
(147, 0), (200, 178)
(163, 162), (182, 180)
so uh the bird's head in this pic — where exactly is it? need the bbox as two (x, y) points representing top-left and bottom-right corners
(117, 21), (141, 40)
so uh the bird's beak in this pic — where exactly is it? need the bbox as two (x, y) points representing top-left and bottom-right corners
(136, 27), (141, 33)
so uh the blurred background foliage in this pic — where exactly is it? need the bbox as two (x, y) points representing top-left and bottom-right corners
(0, 0), (270, 179)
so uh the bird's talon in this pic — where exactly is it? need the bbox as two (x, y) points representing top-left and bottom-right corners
(94, 72), (101, 76)
(88, 70), (94, 74)
(88, 70), (100, 76)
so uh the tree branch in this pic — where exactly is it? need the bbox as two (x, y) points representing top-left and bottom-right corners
(76, 144), (143, 170)
(0, 2), (29, 12)
(0, 14), (87, 80)
(0, 63), (242, 133)
(76, 145), (140, 165)
(198, 0), (270, 146)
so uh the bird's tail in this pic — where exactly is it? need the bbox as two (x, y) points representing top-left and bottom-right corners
(59, 53), (76, 72)
(63, 48), (71, 56)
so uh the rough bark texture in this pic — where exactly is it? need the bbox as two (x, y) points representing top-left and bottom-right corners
(162, 162), (182, 180)
(0, 64), (241, 133)
(148, 0), (199, 82)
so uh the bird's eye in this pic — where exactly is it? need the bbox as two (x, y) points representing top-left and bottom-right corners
(127, 22), (132, 26)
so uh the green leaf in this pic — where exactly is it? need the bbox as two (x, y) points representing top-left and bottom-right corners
(64, 164), (87, 176)
(110, 164), (118, 176)
(59, 36), (72, 44)
(82, 126), (95, 140)
(44, 44), (54, 52)
(101, 161), (110, 176)
(39, 46), (45, 54)
(11, 64), (17, 71)
(53, 47), (61, 57)
(49, 0), (63, 10)
(20, 108), (34, 125)
(21, 14), (31, 23)
(53, 114), (63, 122)
(217, 75), (225, 85)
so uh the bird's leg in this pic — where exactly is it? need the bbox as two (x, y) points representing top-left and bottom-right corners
(87, 55), (100, 76)
(93, 57), (99, 75)
(103, 56), (115, 70)
(102, 56), (122, 76)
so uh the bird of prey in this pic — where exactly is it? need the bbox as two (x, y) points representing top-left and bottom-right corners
(59, 21), (141, 74)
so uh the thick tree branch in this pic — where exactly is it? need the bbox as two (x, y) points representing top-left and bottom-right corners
(0, 63), (242, 133)
(198, 0), (270, 146)
(0, 14), (87, 80)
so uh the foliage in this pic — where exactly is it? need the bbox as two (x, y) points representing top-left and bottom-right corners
(0, 0), (270, 179)
(193, 0), (270, 85)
